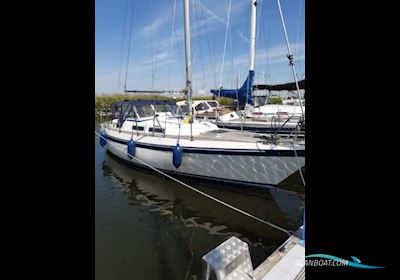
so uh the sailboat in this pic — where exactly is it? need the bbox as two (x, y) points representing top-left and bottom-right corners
(99, 0), (305, 188)
(210, 0), (305, 134)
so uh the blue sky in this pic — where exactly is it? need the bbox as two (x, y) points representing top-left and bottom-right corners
(95, 0), (304, 95)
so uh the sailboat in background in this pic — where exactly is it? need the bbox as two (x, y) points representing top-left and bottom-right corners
(210, 0), (305, 133)
(99, 0), (305, 188)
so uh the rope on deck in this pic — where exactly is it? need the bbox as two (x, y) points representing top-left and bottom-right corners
(95, 131), (292, 237)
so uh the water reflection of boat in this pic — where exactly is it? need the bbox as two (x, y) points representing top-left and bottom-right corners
(102, 153), (303, 242)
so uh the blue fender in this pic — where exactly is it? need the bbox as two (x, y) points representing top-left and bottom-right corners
(173, 144), (183, 168)
(100, 131), (107, 147)
(127, 139), (136, 158)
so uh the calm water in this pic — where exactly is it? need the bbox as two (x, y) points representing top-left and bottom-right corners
(95, 121), (304, 280)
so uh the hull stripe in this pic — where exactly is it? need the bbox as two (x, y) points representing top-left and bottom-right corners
(106, 135), (305, 157)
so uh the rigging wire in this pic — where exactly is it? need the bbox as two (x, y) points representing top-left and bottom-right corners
(193, 0), (206, 91)
(150, 0), (164, 92)
(218, 0), (232, 99)
(275, 0), (304, 117)
(173, 0), (186, 92)
(293, 141), (305, 187)
(149, 0), (155, 90)
(95, 130), (293, 237)
(176, 31), (185, 89)
(148, 0), (164, 91)
(255, 0), (261, 84)
(151, 36), (163, 91)
(167, 0), (178, 90)
(192, 1), (199, 94)
(189, 0), (197, 96)
(206, 16), (217, 88)
(255, 0), (262, 82)
(259, 0), (271, 84)
(227, 11), (235, 89)
(296, 0), (305, 80)
(124, 0), (137, 91)
(117, 0), (129, 92)
(202, 0), (218, 88)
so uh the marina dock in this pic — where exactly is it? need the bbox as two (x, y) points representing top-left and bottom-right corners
(202, 227), (304, 280)
(95, 0), (305, 277)
(254, 233), (304, 280)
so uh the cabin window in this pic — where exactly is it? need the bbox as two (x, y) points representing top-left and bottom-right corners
(135, 105), (155, 118)
(165, 104), (178, 116)
(149, 127), (164, 133)
(153, 104), (166, 113)
(254, 96), (267, 106)
(207, 101), (218, 108)
(195, 102), (209, 111)
(177, 105), (189, 115)
(132, 126), (144, 131)
(121, 103), (129, 113)
(123, 105), (133, 118)
(209, 129), (229, 134)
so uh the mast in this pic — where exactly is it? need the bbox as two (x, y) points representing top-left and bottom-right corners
(249, 0), (257, 71)
(183, 0), (193, 140)
(245, 0), (257, 106)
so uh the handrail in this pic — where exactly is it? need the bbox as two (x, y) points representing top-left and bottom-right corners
(151, 114), (166, 137)
(273, 115), (304, 138)
(215, 109), (225, 128)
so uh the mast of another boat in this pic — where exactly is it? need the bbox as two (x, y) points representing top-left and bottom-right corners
(249, 0), (257, 73)
(183, 0), (193, 141)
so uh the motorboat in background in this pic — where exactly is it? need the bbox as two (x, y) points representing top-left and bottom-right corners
(246, 80), (305, 120)
(211, 79), (305, 124)
(176, 99), (223, 119)
(175, 99), (304, 136)
(282, 97), (305, 106)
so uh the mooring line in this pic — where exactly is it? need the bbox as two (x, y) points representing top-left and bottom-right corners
(292, 142), (305, 187)
(95, 131), (292, 236)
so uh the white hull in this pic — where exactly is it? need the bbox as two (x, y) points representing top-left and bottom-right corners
(103, 129), (305, 187)
(214, 111), (303, 135)
(247, 104), (304, 119)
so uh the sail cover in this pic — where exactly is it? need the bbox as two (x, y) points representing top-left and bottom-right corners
(252, 79), (305, 91)
(210, 70), (255, 108)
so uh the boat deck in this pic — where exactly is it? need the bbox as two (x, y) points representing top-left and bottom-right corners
(192, 129), (304, 145)
(104, 124), (304, 145)
(191, 129), (268, 143)
(173, 129), (303, 146)
(218, 119), (300, 128)
(254, 235), (305, 280)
